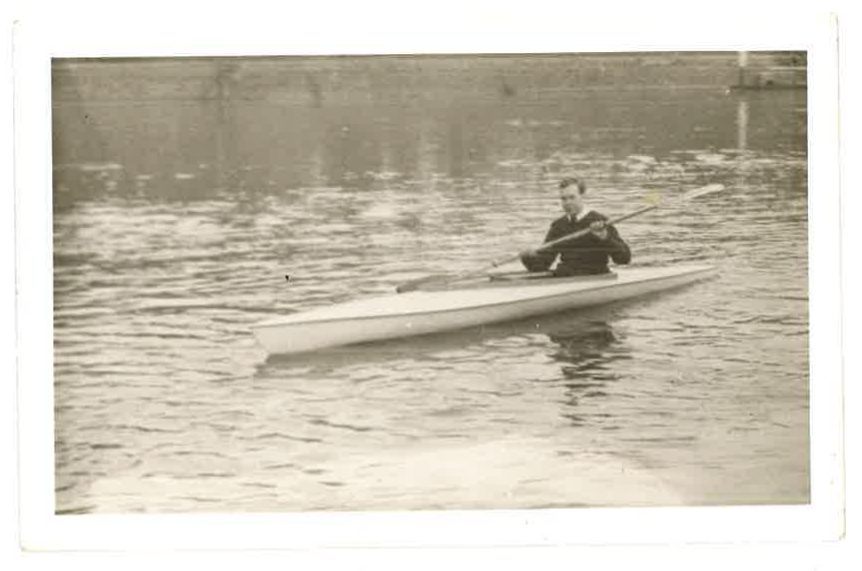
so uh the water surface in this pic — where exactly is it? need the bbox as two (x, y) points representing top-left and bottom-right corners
(52, 58), (808, 513)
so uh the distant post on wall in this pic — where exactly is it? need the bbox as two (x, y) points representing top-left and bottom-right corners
(737, 99), (749, 150)
(737, 51), (749, 88)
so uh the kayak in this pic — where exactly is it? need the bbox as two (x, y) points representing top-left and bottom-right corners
(251, 264), (717, 356)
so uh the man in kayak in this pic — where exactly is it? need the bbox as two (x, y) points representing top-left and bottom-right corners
(520, 176), (631, 276)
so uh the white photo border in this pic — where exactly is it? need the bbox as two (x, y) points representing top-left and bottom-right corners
(14, 10), (843, 551)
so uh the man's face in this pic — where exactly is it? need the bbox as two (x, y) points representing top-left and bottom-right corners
(559, 186), (584, 216)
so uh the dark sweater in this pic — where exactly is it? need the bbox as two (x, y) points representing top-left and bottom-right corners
(521, 210), (631, 275)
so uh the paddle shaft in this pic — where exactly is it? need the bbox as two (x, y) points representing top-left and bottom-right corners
(396, 204), (658, 292)
(489, 204), (658, 268)
(392, 183), (723, 292)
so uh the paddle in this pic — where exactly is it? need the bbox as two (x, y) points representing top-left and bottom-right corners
(395, 183), (725, 293)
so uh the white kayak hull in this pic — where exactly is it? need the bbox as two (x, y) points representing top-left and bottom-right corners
(252, 265), (716, 355)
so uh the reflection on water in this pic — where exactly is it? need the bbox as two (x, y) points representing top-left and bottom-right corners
(52, 56), (808, 513)
(549, 321), (629, 427)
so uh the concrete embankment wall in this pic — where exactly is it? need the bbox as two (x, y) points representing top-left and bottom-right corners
(53, 51), (806, 104)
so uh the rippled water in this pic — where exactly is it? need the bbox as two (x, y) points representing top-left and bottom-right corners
(53, 61), (808, 513)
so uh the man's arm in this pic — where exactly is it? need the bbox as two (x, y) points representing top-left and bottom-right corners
(589, 218), (631, 265)
(520, 223), (560, 272)
(604, 224), (631, 265)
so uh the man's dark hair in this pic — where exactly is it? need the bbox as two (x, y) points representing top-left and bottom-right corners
(559, 176), (587, 194)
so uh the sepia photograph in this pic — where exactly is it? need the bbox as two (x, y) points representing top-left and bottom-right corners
(50, 50), (810, 514)
(12, 10), (845, 554)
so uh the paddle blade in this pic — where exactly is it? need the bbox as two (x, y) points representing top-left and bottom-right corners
(644, 190), (664, 206)
(396, 277), (434, 293)
(682, 183), (725, 200)
(395, 272), (469, 293)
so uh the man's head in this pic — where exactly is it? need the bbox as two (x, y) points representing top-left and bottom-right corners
(558, 176), (587, 216)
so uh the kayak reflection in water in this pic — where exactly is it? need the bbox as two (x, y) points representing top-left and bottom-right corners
(520, 176), (631, 276)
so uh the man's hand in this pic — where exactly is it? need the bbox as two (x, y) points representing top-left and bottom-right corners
(590, 220), (609, 240)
